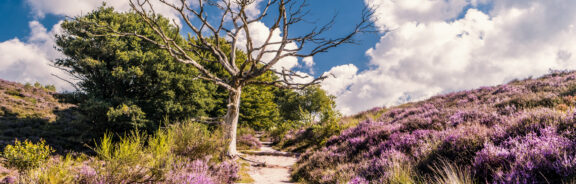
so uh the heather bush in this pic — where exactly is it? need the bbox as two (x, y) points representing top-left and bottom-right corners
(237, 134), (262, 150)
(236, 126), (262, 150)
(474, 127), (576, 183)
(53, 121), (235, 183)
(170, 122), (226, 160)
(422, 125), (490, 168)
(359, 149), (415, 183)
(166, 159), (238, 184)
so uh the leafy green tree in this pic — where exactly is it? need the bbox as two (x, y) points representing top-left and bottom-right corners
(239, 77), (281, 131)
(55, 7), (218, 132)
(276, 85), (340, 124)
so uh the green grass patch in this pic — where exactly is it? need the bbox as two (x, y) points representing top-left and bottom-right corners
(236, 160), (254, 183)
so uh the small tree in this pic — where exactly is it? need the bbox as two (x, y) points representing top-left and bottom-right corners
(87, 0), (372, 156)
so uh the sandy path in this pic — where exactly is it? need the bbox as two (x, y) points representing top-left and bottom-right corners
(242, 141), (297, 184)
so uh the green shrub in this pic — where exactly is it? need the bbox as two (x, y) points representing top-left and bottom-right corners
(106, 104), (148, 129)
(147, 128), (175, 179)
(93, 131), (155, 183)
(2, 139), (53, 173)
(43, 85), (56, 92)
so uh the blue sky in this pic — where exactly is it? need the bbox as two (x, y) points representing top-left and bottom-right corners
(0, 0), (62, 41)
(1, 0), (576, 115)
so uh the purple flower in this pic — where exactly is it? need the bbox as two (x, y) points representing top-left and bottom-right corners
(474, 127), (575, 183)
(348, 176), (369, 184)
(1, 176), (16, 184)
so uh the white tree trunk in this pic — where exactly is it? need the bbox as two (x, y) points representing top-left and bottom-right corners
(224, 86), (242, 157)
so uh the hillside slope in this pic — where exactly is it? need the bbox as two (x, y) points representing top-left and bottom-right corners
(0, 80), (71, 121)
(0, 79), (88, 152)
(294, 71), (576, 183)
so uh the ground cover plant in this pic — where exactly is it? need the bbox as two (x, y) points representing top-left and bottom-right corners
(294, 71), (576, 184)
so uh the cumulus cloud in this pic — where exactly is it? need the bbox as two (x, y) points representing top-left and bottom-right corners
(0, 21), (73, 91)
(235, 21), (300, 71)
(324, 0), (576, 115)
(368, 0), (471, 30)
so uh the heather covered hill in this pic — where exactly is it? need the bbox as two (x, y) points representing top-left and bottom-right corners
(0, 79), (89, 152)
(0, 79), (69, 121)
(293, 71), (576, 183)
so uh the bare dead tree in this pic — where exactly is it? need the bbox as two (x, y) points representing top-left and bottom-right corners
(118, 0), (373, 157)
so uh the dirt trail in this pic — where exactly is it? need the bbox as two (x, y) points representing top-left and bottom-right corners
(242, 139), (297, 184)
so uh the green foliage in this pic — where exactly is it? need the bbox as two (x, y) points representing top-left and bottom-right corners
(56, 6), (218, 132)
(44, 85), (57, 92)
(271, 85), (343, 151)
(239, 84), (281, 130)
(276, 85), (339, 123)
(2, 139), (53, 173)
(310, 118), (344, 146)
(93, 131), (171, 183)
(106, 104), (148, 130)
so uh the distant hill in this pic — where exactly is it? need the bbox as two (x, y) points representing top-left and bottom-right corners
(294, 71), (576, 183)
(0, 79), (89, 153)
(0, 79), (73, 121)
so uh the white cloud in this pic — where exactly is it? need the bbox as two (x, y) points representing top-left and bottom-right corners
(324, 0), (576, 115)
(302, 57), (315, 74)
(235, 21), (300, 71)
(303, 57), (315, 68)
(322, 64), (358, 96)
(0, 21), (73, 91)
(368, 0), (470, 30)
